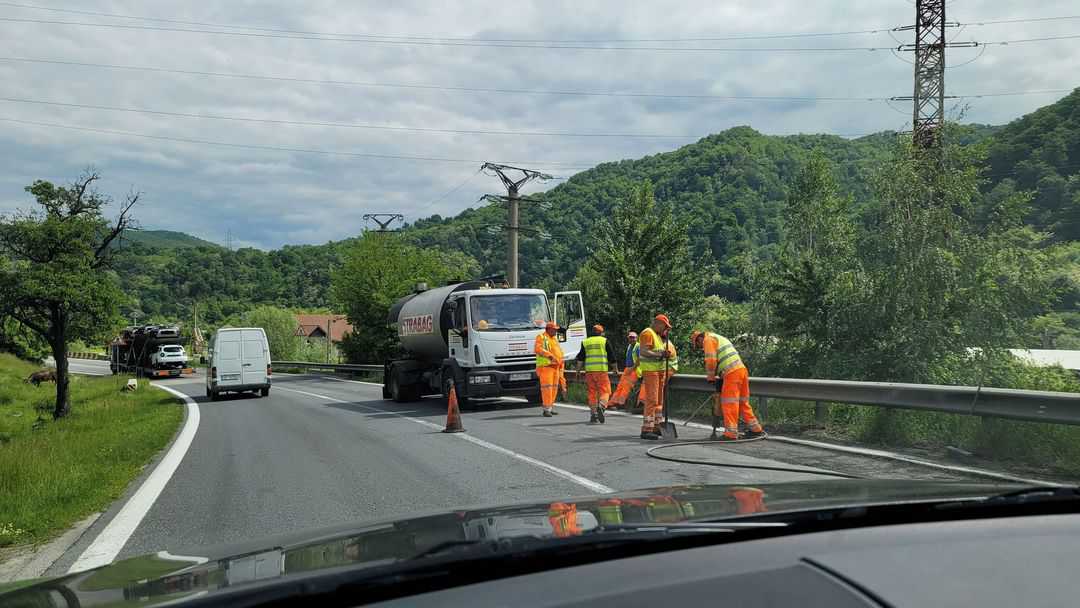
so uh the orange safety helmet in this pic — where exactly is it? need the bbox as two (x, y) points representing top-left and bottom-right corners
(690, 330), (703, 344)
(545, 321), (559, 331)
(654, 314), (672, 329)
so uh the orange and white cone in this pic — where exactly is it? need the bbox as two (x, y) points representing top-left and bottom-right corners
(443, 384), (465, 433)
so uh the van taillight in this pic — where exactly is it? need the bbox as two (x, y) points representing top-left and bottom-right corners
(211, 367), (217, 379)
(267, 364), (272, 377)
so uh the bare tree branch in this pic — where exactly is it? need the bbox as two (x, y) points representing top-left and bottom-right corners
(68, 170), (101, 217)
(92, 190), (139, 268)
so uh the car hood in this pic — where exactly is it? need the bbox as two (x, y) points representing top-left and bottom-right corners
(2, 479), (1025, 605)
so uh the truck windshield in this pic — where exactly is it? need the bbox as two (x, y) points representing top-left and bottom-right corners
(471, 294), (548, 332)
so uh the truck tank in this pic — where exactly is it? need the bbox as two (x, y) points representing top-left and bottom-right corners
(387, 281), (487, 363)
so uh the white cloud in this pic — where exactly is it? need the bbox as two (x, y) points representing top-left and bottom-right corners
(0, 0), (1076, 248)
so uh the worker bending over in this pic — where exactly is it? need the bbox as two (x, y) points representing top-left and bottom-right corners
(637, 314), (677, 440)
(535, 321), (567, 417)
(608, 331), (639, 410)
(575, 324), (618, 424)
(691, 330), (764, 441)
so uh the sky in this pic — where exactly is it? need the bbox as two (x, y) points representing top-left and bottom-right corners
(0, 1), (1077, 249)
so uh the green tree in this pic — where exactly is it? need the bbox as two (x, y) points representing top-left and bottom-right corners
(765, 140), (1058, 384)
(0, 172), (136, 418)
(571, 180), (713, 348)
(331, 233), (479, 363)
(242, 305), (302, 361)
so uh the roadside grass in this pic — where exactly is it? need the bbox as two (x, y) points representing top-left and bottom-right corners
(0, 353), (183, 548)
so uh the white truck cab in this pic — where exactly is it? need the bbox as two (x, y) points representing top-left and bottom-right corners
(206, 327), (271, 401)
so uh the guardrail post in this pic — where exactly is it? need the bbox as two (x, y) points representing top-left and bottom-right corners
(814, 401), (828, 427)
(758, 396), (768, 422)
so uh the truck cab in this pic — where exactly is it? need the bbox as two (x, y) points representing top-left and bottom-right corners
(444, 289), (585, 399)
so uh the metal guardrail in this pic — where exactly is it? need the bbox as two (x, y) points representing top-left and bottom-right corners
(67, 352), (109, 361)
(566, 370), (1080, 426)
(273, 362), (1080, 426)
(272, 361), (383, 374)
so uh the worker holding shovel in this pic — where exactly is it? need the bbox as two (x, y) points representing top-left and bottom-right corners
(637, 314), (676, 440)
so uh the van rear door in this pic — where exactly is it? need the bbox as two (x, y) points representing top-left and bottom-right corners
(241, 330), (268, 386)
(216, 331), (243, 386)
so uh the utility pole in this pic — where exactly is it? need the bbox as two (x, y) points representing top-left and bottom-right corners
(481, 163), (553, 288)
(362, 214), (404, 232)
(911, 0), (946, 149)
(894, 0), (974, 150)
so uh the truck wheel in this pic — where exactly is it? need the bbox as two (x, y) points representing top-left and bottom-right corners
(442, 372), (471, 411)
(260, 387), (270, 397)
(389, 368), (410, 403)
(526, 388), (543, 405)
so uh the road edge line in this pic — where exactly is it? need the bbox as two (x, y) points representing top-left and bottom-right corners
(279, 386), (614, 494)
(67, 383), (201, 573)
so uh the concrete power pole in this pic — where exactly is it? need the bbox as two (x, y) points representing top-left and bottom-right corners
(481, 163), (553, 288)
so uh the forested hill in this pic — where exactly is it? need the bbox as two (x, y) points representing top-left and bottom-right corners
(123, 229), (222, 250)
(986, 88), (1080, 242)
(113, 89), (1077, 327)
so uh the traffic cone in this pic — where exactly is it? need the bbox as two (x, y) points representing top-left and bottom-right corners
(443, 384), (465, 433)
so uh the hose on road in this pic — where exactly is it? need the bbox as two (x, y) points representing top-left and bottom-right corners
(645, 438), (863, 479)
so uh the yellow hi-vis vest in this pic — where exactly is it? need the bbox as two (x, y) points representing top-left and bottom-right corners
(705, 332), (744, 376)
(638, 328), (676, 373)
(535, 333), (558, 367)
(582, 336), (609, 372)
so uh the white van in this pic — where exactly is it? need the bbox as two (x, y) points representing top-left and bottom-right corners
(206, 327), (271, 400)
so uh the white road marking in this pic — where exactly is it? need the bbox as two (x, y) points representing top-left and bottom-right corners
(318, 375), (383, 387)
(279, 386), (614, 494)
(68, 383), (201, 573)
(297, 381), (1054, 487)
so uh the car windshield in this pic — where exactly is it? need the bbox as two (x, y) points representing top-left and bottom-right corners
(471, 294), (548, 331)
(1, 1), (1078, 600)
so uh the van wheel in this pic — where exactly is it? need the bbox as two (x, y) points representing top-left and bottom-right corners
(260, 387), (270, 397)
(209, 390), (220, 402)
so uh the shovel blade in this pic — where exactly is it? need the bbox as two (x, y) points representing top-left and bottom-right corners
(658, 421), (678, 440)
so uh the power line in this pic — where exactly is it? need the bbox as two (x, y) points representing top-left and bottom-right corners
(0, 2), (890, 43)
(0, 96), (699, 139)
(0, 57), (887, 100)
(3, 2), (1078, 43)
(0, 57), (1071, 104)
(0, 17), (907, 51)
(0, 116), (594, 168)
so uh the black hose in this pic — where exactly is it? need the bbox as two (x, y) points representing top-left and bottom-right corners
(645, 440), (863, 479)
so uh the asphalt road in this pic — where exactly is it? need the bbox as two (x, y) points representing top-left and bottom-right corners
(47, 362), (972, 574)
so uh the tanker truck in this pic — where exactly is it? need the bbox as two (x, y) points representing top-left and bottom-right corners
(383, 278), (586, 407)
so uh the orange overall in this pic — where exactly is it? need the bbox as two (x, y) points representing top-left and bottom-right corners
(704, 332), (761, 439)
(535, 333), (566, 412)
(638, 328), (675, 434)
(608, 344), (638, 409)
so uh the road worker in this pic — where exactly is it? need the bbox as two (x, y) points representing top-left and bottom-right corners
(535, 321), (567, 417)
(608, 331), (639, 410)
(547, 502), (581, 538)
(690, 330), (764, 441)
(637, 314), (676, 440)
(575, 324), (618, 424)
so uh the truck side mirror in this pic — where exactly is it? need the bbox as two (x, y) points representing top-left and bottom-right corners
(557, 329), (567, 343)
